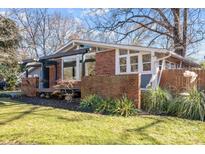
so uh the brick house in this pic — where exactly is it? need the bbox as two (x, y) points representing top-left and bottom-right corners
(20, 39), (199, 108)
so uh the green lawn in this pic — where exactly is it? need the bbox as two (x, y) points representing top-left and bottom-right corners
(0, 97), (205, 144)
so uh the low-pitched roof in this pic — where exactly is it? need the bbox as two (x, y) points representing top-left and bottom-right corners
(55, 39), (199, 67)
(20, 39), (199, 67)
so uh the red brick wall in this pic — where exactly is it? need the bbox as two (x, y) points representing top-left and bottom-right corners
(21, 77), (39, 97)
(81, 74), (141, 108)
(95, 49), (115, 75)
(160, 69), (205, 93)
(48, 59), (62, 88)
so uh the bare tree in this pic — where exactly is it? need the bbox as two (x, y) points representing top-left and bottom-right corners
(9, 9), (84, 58)
(88, 8), (205, 56)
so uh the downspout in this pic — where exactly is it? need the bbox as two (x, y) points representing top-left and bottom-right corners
(81, 48), (89, 77)
(156, 52), (172, 86)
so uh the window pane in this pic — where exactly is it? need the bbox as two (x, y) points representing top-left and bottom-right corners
(120, 57), (127, 65)
(85, 62), (95, 76)
(165, 61), (170, 69)
(143, 63), (151, 71)
(131, 64), (138, 72)
(120, 66), (126, 72)
(130, 50), (139, 54)
(142, 54), (151, 63)
(119, 50), (128, 55)
(64, 67), (76, 80)
(130, 56), (138, 64)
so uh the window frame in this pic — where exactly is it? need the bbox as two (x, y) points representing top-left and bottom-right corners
(130, 55), (139, 73)
(63, 61), (76, 80)
(116, 49), (152, 75)
(142, 53), (152, 73)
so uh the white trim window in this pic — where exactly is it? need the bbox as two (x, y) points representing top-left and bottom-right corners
(119, 57), (127, 73)
(116, 49), (152, 74)
(130, 55), (139, 72)
(118, 49), (140, 74)
(164, 60), (177, 69)
(159, 60), (163, 70)
(142, 54), (151, 72)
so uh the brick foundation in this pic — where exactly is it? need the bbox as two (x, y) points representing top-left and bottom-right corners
(81, 74), (141, 108)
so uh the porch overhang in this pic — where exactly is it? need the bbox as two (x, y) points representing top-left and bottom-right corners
(39, 48), (89, 61)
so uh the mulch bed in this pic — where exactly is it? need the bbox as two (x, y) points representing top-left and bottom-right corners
(12, 96), (81, 111)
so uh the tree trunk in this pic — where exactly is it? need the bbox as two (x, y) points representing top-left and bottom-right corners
(182, 8), (188, 57)
(172, 8), (184, 56)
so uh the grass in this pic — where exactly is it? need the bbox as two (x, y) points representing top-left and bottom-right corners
(0, 97), (205, 144)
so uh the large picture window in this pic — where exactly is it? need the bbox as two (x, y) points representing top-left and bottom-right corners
(63, 61), (76, 80)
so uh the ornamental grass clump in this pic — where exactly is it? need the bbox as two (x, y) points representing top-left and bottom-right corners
(95, 98), (116, 114)
(80, 95), (137, 116)
(177, 89), (205, 121)
(80, 95), (103, 112)
(142, 87), (172, 115)
(113, 95), (137, 117)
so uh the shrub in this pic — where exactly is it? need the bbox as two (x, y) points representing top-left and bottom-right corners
(95, 98), (116, 114)
(80, 95), (137, 116)
(177, 89), (205, 121)
(0, 64), (19, 90)
(167, 96), (182, 116)
(142, 87), (172, 114)
(80, 95), (103, 112)
(112, 95), (137, 117)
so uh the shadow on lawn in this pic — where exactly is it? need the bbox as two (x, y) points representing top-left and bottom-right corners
(31, 112), (95, 122)
(124, 119), (164, 144)
(0, 106), (39, 126)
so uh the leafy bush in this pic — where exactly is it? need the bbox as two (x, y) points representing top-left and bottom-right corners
(80, 95), (103, 112)
(177, 89), (205, 121)
(0, 64), (19, 90)
(95, 98), (116, 114)
(80, 95), (137, 116)
(142, 87), (172, 114)
(142, 87), (205, 121)
(113, 95), (137, 117)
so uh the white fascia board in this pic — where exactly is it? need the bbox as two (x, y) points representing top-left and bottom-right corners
(72, 39), (170, 54)
(53, 39), (171, 55)
(53, 41), (75, 54)
(53, 39), (198, 66)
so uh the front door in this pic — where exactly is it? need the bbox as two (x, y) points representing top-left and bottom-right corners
(43, 67), (49, 88)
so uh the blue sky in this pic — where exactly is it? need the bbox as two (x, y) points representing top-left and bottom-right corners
(49, 8), (205, 62)
(0, 8), (204, 62)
